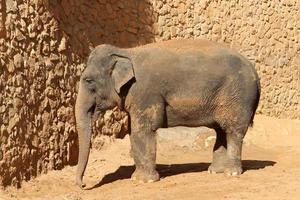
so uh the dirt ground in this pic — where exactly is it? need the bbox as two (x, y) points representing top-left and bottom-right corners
(1, 115), (300, 200)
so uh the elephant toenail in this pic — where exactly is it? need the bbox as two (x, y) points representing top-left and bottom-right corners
(232, 172), (238, 176)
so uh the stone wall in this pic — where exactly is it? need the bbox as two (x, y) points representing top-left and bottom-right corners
(0, 0), (299, 187)
(0, 0), (155, 187)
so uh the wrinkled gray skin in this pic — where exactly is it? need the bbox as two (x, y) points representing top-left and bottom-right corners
(75, 39), (260, 188)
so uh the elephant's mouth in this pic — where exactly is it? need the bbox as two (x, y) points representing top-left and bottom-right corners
(88, 103), (96, 114)
(95, 102), (117, 114)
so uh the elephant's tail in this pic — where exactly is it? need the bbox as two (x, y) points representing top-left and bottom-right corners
(249, 74), (261, 127)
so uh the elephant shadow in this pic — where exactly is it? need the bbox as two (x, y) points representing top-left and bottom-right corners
(88, 160), (276, 190)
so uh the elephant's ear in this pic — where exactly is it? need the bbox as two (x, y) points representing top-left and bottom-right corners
(111, 55), (135, 94)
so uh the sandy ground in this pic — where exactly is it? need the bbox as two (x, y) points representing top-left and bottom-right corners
(1, 115), (300, 200)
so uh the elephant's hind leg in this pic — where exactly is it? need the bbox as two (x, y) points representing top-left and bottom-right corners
(224, 125), (247, 176)
(208, 127), (227, 174)
(209, 115), (250, 176)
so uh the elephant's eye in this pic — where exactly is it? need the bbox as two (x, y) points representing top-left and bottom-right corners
(83, 77), (96, 92)
(84, 78), (95, 84)
(101, 95), (107, 100)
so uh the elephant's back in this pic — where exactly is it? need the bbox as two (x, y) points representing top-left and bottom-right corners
(132, 39), (234, 56)
(130, 39), (259, 95)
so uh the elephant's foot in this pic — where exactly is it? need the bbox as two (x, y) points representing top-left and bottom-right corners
(131, 168), (159, 183)
(75, 177), (86, 189)
(208, 148), (227, 174)
(224, 159), (243, 176)
(208, 162), (226, 174)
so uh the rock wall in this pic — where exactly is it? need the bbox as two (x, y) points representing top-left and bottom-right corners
(0, 0), (155, 187)
(0, 0), (299, 187)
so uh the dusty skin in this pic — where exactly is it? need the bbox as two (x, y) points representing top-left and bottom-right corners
(1, 115), (300, 200)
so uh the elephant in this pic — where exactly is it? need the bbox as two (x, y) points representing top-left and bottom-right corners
(75, 39), (260, 188)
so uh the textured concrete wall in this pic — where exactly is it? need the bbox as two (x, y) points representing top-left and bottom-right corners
(0, 0), (155, 187)
(0, 0), (299, 187)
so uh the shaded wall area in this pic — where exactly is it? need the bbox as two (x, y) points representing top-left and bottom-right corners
(48, 0), (157, 56)
(0, 0), (155, 187)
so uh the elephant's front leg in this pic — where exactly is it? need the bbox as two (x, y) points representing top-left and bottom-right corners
(129, 104), (164, 183)
(130, 127), (159, 183)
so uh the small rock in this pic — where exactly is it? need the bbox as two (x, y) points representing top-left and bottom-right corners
(6, 0), (18, 13)
(0, 150), (3, 161)
(7, 61), (15, 73)
(15, 29), (26, 41)
(58, 37), (67, 52)
(13, 54), (24, 69)
(8, 114), (20, 133)
(0, 39), (7, 52)
(158, 127), (215, 150)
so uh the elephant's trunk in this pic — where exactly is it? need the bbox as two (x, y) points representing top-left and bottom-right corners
(75, 83), (95, 188)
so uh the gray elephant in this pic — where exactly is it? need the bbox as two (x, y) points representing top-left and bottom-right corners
(75, 39), (260, 188)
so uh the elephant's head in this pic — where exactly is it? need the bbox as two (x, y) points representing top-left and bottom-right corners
(75, 45), (135, 188)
